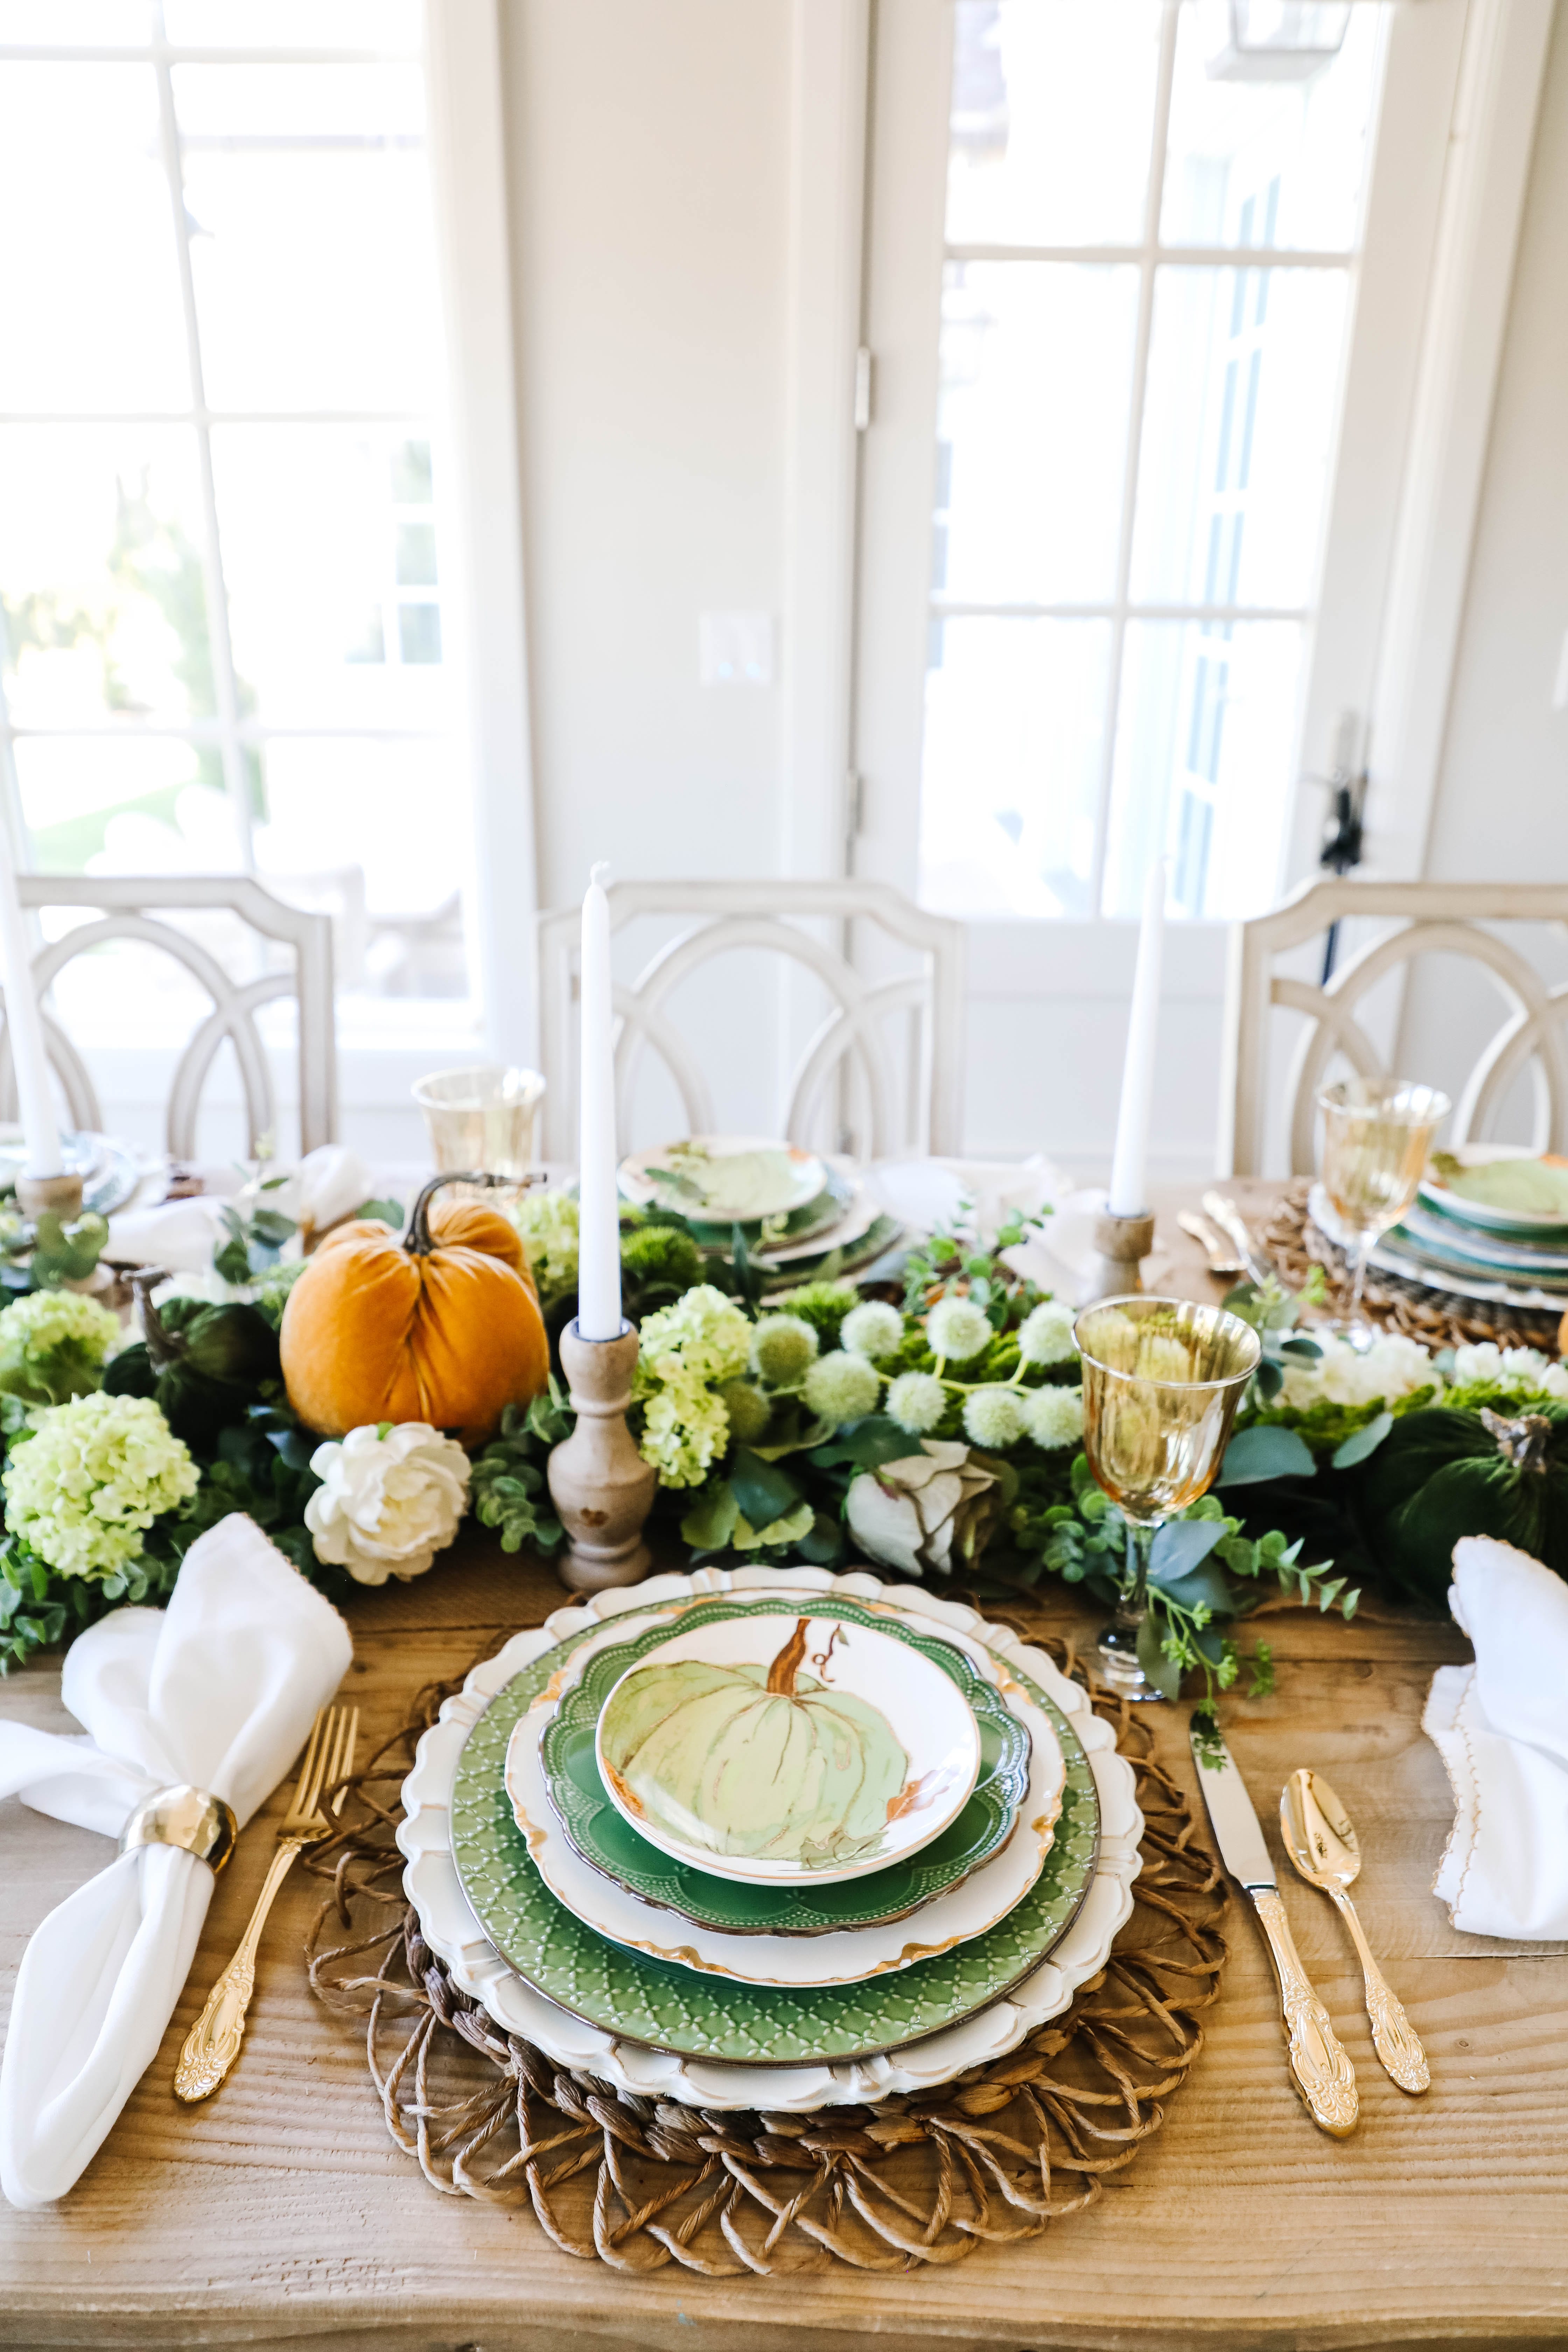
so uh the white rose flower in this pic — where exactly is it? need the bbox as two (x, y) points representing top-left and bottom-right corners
(305, 1422), (471, 1586)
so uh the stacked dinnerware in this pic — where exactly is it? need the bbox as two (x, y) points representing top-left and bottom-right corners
(398, 1567), (1142, 2111)
(617, 1136), (902, 1288)
(1311, 1144), (1568, 1314)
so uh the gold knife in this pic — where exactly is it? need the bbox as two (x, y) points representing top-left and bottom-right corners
(1190, 1722), (1358, 2136)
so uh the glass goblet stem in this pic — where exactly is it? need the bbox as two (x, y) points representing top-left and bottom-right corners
(1096, 1519), (1162, 1703)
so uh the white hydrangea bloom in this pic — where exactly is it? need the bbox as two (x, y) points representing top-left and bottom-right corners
(886, 1371), (947, 1434)
(1279, 1331), (1438, 1410)
(840, 1301), (905, 1360)
(1016, 1301), (1078, 1367)
(926, 1295), (991, 1363)
(1022, 1384), (1086, 1450)
(1451, 1341), (1568, 1399)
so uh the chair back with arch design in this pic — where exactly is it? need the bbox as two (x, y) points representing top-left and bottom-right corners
(1222, 877), (1568, 1176)
(536, 879), (964, 1163)
(0, 875), (336, 1158)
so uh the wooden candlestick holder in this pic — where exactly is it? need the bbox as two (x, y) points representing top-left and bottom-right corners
(547, 1320), (658, 1594)
(16, 1170), (85, 1223)
(1079, 1208), (1157, 1305)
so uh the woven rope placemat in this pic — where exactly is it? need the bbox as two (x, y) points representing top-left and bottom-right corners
(303, 1637), (1226, 2277)
(1260, 1179), (1565, 1349)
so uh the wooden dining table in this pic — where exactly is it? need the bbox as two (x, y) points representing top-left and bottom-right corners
(3, 1178), (1566, 2351)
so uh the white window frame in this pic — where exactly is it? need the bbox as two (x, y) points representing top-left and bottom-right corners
(840, 0), (1553, 924)
(0, 0), (540, 1121)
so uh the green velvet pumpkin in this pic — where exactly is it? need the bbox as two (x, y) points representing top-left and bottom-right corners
(1352, 1399), (1568, 1602)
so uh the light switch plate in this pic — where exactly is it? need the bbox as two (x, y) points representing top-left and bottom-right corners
(699, 611), (774, 686)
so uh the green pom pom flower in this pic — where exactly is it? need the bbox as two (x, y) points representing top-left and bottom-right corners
(718, 1378), (772, 1444)
(840, 1301), (905, 1360)
(1017, 1301), (1078, 1367)
(926, 1296), (991, 1362)
(803, 1349), (881, 1426)
(750, 1313), (819, 1387)
(886, 1371), (947, 1433)
(1023, 1384), (1085, 1450)
(962, 1385), (1026, 1448)
(766, 1280), (855, 1344)
(2, 1391), (198, 1580)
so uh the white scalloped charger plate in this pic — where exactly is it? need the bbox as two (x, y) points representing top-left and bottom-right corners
(398, 1566), (1142, 2111)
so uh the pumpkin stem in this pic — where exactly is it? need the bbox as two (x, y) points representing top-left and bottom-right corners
(765, 1617), (811, 1698)
(1480, 1405), (1552, 1474)
(128, 1268), (181, 1368)
(403, 1171), (509, 1257)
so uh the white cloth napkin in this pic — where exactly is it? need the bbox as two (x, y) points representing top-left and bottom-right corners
(1423, 1535), (1568, 1940)
(0, 1514), (352, 2207)
(105, 1144), (375, 1275)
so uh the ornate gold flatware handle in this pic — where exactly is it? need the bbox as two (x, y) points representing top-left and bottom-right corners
(174, 1835), (308, 2102)
(1251, 1889), (1359, 2136)
(1330, 1886), (1430, 2094)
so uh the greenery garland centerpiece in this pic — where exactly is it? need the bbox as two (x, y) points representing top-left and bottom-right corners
(5, 1169), (1566, 1731)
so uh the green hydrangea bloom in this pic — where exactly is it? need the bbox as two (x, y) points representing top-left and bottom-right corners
(3, 1391), (199, 1579)
(0, 1288), (121, 1373)
(750, 1312), (819, 1386)
(635, 1284), (752, 1390)
(509, 1187), (581, 1308)
(638, 1366), (730, 1489)
(963, 1385), (1026, 1447)
(803, 1349), (881, 1426)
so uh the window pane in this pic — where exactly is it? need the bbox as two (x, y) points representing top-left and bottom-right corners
(211, 426), (448, 730)
(0, 64), (190, 410)
(164, 1), (421, 46)
(920, 617), (1111, 918)
(174, 64), (437, 411)
(939, 262), (1138, 605)
(1103, 620), (1304, 919)
(11, 739), (236, 877)
(0, 426), (217, 730)
(1161, 4), (1385, 251)
(0, 3), (152, 42)
(946, 0), (1164, 247)
(1130, 264), (1349, 609)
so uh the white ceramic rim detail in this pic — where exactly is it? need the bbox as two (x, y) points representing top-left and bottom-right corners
(397, 1564), (1142, 2112)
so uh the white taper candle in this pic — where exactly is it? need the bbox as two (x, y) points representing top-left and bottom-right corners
(0, 844), (61, 1180)
(576, 863), (623, 1341)
(1107, 856), (1166, 1218)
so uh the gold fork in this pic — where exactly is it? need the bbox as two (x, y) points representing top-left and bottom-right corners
(174, 1701), (359, 2103)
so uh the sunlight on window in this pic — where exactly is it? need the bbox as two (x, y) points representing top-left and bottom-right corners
(920, 0), (1386, 925)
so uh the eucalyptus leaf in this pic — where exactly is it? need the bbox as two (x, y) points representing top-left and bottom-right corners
(1148, 1518), (1225, 1583)
(1330, 1409), (1394, 1469)
(1136, 1605), (1182, 1699)
(729, 1447), (803, 1529)
(1217, 1423), (1317, 1485)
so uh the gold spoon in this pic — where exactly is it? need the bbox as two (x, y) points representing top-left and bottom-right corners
(1281, 1768), (1430, 2095)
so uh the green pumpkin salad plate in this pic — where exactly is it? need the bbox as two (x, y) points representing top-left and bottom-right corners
(450, 1589), (1102, 2065)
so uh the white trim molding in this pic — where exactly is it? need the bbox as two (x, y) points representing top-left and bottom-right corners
(424, 0), (542, 1064)
(780, 0), (872, 884)
(1362, 0), (1556, 884)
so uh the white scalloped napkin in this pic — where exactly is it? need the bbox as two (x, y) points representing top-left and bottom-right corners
(1424, 1535), (1568, 1939)
(0, 1514), (351, 2207)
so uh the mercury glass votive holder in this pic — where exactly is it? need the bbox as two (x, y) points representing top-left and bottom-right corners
(1073, 1295), (1261, 1703)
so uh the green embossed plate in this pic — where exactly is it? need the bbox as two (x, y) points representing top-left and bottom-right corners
(535, 1596), (1035, 1932)
(451, 1613), (1100, 2066)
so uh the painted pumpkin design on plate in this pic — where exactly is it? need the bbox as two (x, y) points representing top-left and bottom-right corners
(598, 1617), (917, 1868)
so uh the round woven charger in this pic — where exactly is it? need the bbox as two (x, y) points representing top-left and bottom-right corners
(303, 1632), (1226, 2277)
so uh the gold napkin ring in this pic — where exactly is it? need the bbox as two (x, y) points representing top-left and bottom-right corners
(119, 1784), (238, 1873)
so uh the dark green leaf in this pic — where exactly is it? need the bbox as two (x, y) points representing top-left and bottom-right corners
(729, 1448), (803, 1529)
(808, 1415), (916, 1471)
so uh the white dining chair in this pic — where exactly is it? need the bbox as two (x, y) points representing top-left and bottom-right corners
(1221, 877), (1568, 1176)
(0, 875), (337, 1158)
(536, 878), (965, 1162)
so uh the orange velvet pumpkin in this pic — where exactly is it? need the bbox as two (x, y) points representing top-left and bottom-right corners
(279, 1174), (549, 1447)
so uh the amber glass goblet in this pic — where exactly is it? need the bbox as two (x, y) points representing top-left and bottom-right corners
(1073, 1296), (1262, 1702)
(1317, 1078), (1450, 1344)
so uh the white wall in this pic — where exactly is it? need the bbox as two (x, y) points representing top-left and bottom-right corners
(1397, 0), (1568, 1120)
